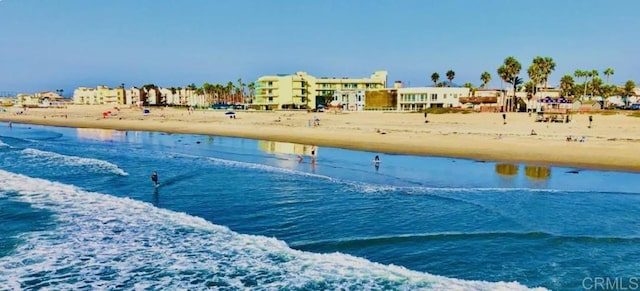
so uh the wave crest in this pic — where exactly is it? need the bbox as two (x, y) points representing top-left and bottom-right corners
(20, 148), (128, 176)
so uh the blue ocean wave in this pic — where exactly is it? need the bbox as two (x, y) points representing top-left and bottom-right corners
(0, 170), (543, 290)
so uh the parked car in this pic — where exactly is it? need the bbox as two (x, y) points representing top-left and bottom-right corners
(630, 103), (640, 110)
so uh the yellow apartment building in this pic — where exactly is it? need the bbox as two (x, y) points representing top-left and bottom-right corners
(97, 85), (121, 105)
(73, 87), (97, 105)
(253, 70), (387, 110)
(73, 86), (125, 105)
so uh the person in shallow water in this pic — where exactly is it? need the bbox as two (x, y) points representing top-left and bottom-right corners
(151, 171), (158, 186)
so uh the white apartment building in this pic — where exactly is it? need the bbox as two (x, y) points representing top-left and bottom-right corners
(397, 87), (470, 111)
(332, 90), (366, 111)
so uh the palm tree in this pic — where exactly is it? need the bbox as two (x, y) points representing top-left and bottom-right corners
(446, 70), (455, 87)
(463, 82), (474, 96)
(589, 70), (599, 98)
(533, 56), (555, 88)
(226, 81), (234, 104)
(431, 72), (439, 86)
(623, 80), (636, 107)
(247, 82), (256, 104)
(237, 78), (245, 104)
(497, 56), (522, 111)
(480, 71), (491, 88)
(603, 68), (614, 85)
(591, 77), (604, 99)
(559, 75), (574, 97)
(527, 62), (543, 99)
(574, 70), (588, 101)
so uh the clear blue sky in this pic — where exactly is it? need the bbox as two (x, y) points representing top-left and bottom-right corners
(1, 0), (638, 95)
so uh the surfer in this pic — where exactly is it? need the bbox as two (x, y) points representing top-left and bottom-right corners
(374, 155), (380, 163)
(151, 171), (159, 186)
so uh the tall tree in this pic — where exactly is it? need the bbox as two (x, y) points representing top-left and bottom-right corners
(624, 80), (636, 107)
(533, 56), (556, 88)
(559, 75), (575, 97)
(591, 77), (604, 98)
(431, 72), (440, 86)
(527, 61), (543, 99)
(226, 81), (234, 104)
(589, 70), (599, 97)
(446, 70), (455, 87)
(237, 78), (245, 104)
(574, 70), (588, 100)
(480, 71), (491, 88)
(497, 56), (522, 111)
(603, 68), (614, 85)
(247, 82), (256, 104)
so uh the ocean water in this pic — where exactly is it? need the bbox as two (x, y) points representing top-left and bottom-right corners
(1, 123), (639, 290)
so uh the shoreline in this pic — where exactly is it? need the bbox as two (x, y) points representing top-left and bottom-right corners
(2, 106), (640, 173)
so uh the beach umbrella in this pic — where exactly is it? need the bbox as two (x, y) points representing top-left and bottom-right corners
(225, 111), (235, 115)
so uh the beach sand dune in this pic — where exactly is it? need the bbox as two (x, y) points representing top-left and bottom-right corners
(2, 105), (639, 172)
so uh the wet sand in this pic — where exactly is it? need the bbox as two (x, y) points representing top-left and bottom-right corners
(2, 105), (640, 172)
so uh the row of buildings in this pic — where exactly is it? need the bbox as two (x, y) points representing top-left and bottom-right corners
(65, 70), (481, 111)
(11, 70), (637, 112)
(72, 86), (208, 107)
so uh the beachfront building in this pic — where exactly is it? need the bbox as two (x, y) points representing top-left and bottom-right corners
(97, 85), (121, 105)
(37, 91), (68, 107)
(396, 87), (470, 111)
(253, 70), (387, 110)
(125, 87), (144, 105)
(73, 87), (97, 105)
(15, 93), (40, 107)
(14, 91), (67, 107)
(73, 86), (123, 105)
(332, 90), (366, 111)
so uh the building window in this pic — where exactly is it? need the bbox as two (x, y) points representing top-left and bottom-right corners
(267, 81), (273, 86)
(431, 93), (437, 101)
(268, 97), (273, 102)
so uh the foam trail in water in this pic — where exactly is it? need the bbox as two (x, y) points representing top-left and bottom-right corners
(20, 148), (128, 176)
(0, 170), (542, 290)
(170, 152), (335, 181)
(172, 152), (595, 197)
(0, 140), (8, 147)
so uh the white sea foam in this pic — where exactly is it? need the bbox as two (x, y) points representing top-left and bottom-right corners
(0, 170), (544, 290)
(0, 140), (8, 147)
(20, 148), (128, 176)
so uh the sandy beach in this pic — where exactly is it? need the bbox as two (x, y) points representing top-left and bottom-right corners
(1, 105), (639, 172)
